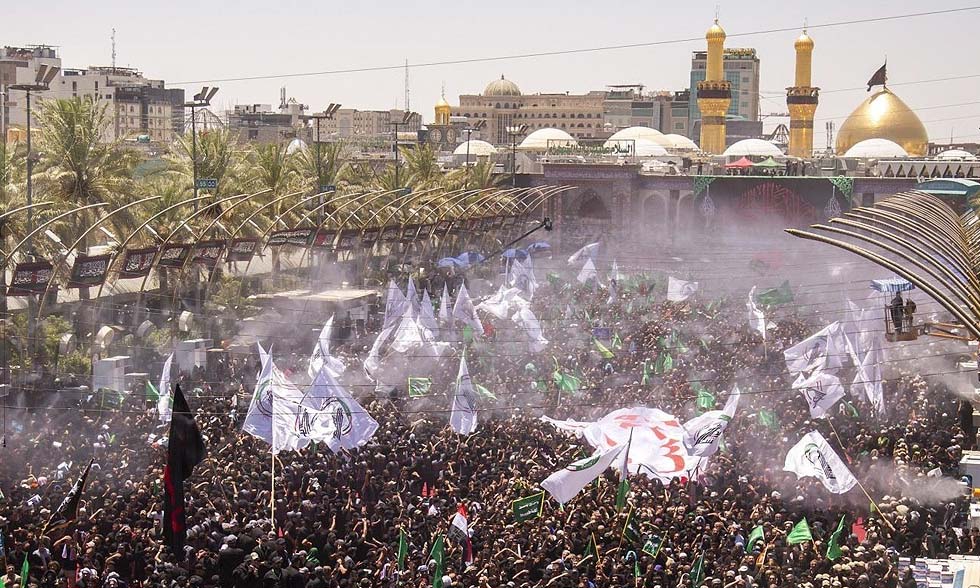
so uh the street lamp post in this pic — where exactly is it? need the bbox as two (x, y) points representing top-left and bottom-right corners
(391, 111), (415, 189)
(462, 120), (487, 171)
(308, 103), (341, 224)
(183, 86), (219, 211)
(506, 125), (529, 188)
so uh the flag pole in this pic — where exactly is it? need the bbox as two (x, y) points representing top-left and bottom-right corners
(270, 446), (275, 526)
(827, 417), (895, 533)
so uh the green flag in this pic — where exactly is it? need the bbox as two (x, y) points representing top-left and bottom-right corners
(474, 383), (497, 400)
(594, 338), (614, 359)
(787, 518), (813, 545)
(633, 557), (641, 578)
(758, 409), (779, 430)
(20, 558), (28, 588)
(145, 381), (160, 402)
(611, 333), (623, 350)
(615, 478), (630, 512)
(641, 360), (652, 386)
(430, 535), (445, 588)
(622, 505), (642, 546)
(756, 280), (794, 306)
(462, 325), (474, 343)
(844, 401), (860, 418)
(398, 528), (409, 570)
(512, 491), (545, 522)
(693, 383), (715, 412)
(553, 360), (582, 395)
(584, 532), (599, 562)
(642, 535), (664, 558)
(408, 377), (432, 398)
(746, 525), (765, 552)
(826, 515), (847, 561)
(690, 551), (705, 586)
(654, 353), (673, 375)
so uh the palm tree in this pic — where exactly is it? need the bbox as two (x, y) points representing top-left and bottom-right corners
(169, 127), (245, 217)
(400, 144), (443, 189)
(33, 97), (139, 251)
(446, 158), (501, 191)
(248, 142), (300, 224)
(294, 140), (349, 205)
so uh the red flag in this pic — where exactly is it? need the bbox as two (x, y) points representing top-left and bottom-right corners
(163, 384), (206, 561)
(852, 517), (866, 543)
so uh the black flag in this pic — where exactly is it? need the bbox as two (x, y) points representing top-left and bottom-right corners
(163, 384), (206, 561)
(867, 62), (887, 91)
(42, 459), (93, 536)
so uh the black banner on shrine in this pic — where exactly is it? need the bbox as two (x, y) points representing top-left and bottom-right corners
(157, 244), (192, 268)
(312, 230), (336, 249)
(268, 228), (314, 247)
(226, 238), (259, 262)
(190, 240), (225, 267)
(118, 247), (158, 279)
(67, 254), (112, 288)
(335, 230), (358, 251)
(8, 260), (54, 296)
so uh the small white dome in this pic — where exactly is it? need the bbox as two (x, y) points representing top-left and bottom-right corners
(519, 128), (577, 151)
(453, 139), (497, 157)
(286, 138), (308, 154)
(608, 126), (668, 146)
(843, 138), (908, 159)
(604, 138), (667, 157)
(723, 138), (784, 158)
(663, 134), (699, 150)
(936, 148), (977, 161)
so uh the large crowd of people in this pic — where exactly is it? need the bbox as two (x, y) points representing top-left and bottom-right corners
(0, 253), (973, 588)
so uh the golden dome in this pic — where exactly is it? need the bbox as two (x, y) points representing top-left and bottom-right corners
(435, 95), (450, 108)
(835, 88), (928, 157)
(795, 30), (814, 51)
(706, 19), (726, 42)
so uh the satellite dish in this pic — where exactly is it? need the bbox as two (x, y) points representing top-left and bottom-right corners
(58, 333), (76, 355)
(178, 311), (194, 333)
(136, 320), (157, 339)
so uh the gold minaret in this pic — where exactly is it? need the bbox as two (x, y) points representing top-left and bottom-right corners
(786, 28), (819, 158)
(697, 19), (732, 154)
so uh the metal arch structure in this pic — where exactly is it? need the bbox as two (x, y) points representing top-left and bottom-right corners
(36, 195), (163, 318)
(5, 202), (111, 265)
(785, 190), (980, 340)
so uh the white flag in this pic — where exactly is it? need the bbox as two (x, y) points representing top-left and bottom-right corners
(747, 287), (775, 338)
(853, 332), (885, 415)
(512, 305), (549, 353)
(476, 285), (526, 319)
(269, 368), (316, 454)
(383, 279), (408, 330)
(439, 283), (452, 326)
(307, 367), (379, 452)
(576, 258), (599, 284)
(667, 277), (699, 302)
(508, 258), (537, 299)
(419, 289), (440, 336)
(568, 242), (600, 265)
(406, 276), (420, 312)
(541, 445), (624, 504)
(449, 355), (479, 435)
(157, 352), (174, 423)
(308, 315), (346, 379)
(842, 300), (870, 365)
(783, 431), (858, 494)
(783, 322), (846, 375)
(452, 283), (484, 337)
(793, 371), (846, 419)
(682, 385), (740, 457)
(245, 345), (304, 447)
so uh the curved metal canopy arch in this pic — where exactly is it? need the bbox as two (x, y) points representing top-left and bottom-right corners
(0, 201), (55, 258)
(786, 190), (980, 340)
(36, 195), (163, 318)
(6, 202), (110, 264)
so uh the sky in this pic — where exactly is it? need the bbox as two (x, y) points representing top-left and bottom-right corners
(4, 0), (979, 146)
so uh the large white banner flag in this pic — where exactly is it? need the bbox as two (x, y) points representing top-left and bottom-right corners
(784, 430), (858, 494)
(682, 386), (740, 457)
(245, 345), (300, 446)
(508, 258), (537, 299)
(783, 322), (846, 375)
(542, 407), (702, 482)
(307, 367), (379, 452)
(383, 279), (408, 329)
(747, 287), (775, 338)
(449, 355), (479, 435)
(439, 283), (452, 326)
(541, 445), (624, 504)
(308, 315), (346, 379)
(157, 352), (175, 423)
(512, 305), (549, 353)
(476, 286), (527, 319)
(568, 242), (600, 265)
(793, 371), (846, 418)
(419, 289), (440, 336)
(452, 283), (484, 336)
(576, 258), (599, 284)
(406, 276), (420, 313)
(667, 277), (699, 302)
(842, 300), (871, 365)
(853, 332), (885, 415)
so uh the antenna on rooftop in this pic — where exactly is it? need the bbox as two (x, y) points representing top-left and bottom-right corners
(111, 28), (116, 71)
(404, 59), (411, 115)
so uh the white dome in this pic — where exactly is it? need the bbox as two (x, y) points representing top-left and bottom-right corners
(936, 148), (977, 161)
(723, 138), (784, 158)
(843, 138), (908, 159)
(604, 138), (667, 157)
(608, 126), (668, 146)
(286, 138), (308, 154)
(453, 140), (497, 157)
(519, 128), (577, 151)
(663, 134), (699, 150)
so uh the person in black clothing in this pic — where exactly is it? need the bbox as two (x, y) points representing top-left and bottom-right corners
(891, 292), (905, 333)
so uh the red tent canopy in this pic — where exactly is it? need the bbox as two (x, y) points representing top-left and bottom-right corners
(725, 156), (755, 169)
